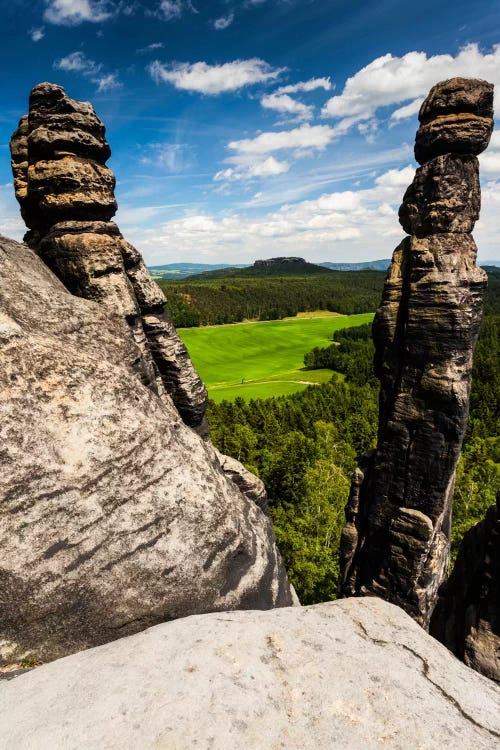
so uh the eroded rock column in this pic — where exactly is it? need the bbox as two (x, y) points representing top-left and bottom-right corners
(338, 78), (493, 628)
(10, 82), (208, 435)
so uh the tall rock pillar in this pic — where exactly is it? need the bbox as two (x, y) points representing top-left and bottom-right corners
(10, 82), (209, 436)
(338, 78), (493, 628)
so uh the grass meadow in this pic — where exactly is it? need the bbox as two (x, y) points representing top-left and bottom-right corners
(178, 312), (374, 401)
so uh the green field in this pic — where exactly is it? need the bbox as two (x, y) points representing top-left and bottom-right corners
(178, 313), (373, 402)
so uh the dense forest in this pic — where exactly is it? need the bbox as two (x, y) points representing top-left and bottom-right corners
(207, 269), (500, 604)
(160, 272), (385, 326)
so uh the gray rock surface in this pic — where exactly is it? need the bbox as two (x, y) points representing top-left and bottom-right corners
(339, 78), (491, 628)
(1, 597), (499, 750)
(0, 234), (293, 666)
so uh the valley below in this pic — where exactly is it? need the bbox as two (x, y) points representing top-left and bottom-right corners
(178, 311), (373, 401)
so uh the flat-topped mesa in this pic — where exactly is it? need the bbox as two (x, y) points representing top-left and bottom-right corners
(10, 82), (208, 436)
(338, 78), (492, 629)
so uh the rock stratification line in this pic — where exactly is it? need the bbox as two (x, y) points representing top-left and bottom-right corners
(338, 78), (493, 628)
(10, 82), (208, 436)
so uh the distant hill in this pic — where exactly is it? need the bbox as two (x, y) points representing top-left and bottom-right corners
(320, 260), (391, 271)
(148, 262), (249, 279)
(480, 261), (500, 269)
(185, 257), (334, 280)
(149, 258), (394, 279)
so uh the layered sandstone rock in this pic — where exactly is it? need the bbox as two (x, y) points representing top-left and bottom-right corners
(10, 82), (208, 435)
(2, 598), (499, 749)
(0, 234), (293, 665)
(338, 78), (493, 628)
(431, 492), (500, 683)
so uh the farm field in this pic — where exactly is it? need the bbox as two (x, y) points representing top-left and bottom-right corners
(178, 312), (373, 402)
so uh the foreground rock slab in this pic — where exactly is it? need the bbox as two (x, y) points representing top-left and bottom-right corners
(1, 598), (499, 750)
(0, 235), (292, 665)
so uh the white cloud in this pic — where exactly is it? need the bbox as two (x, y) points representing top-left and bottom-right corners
(137, 42), (165, 53)
(277, 77), (332, 95)
(229, 124), (337, 156)
(54, 51), (101, 75)
(213, 13), (234, 30)
(148, 58), (284, 94)
(54, 51), (121, 92)
(321, 43), (500, 133)
(155, 0), (198, 20)
(126, 165), (419, 264)
(214, 156), (290, 182)
(127, 167), (413, 262)
(157, 0), (182, 20)
(479, 130), (500, 177)
(29, 27), (45, 42)
(261, 93), (313, 122)
(390, 97), (424, 123)
(44, 0), (113, 25)
(95, 73), (122, 92)
(0, 184), (26, 241)
(215, 122), (355, 184)
(140, 143), (194, 172)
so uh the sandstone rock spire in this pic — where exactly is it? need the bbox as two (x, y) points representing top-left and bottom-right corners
(10, 82), (208, 436)
(338, 77), (493, 628)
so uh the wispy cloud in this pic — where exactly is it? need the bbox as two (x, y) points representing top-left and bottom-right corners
(213, 13), (234, 30)
(140, 142), (195, 172)
(228, 124), (337, 156)
(54, 51), (122, 91)
(155, 0), (197, 21)
(137, 42), (165, 54)
(29, 27), (45, 42)
(214, 156), (290, 182)
(277, 77), (332, 94)
(214, 123), (340, 183)
(44, 0), (114, 26)
(148, 58), (284, 94)
(261, 93), (313, 122)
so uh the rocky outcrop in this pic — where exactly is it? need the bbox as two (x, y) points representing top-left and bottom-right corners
(431, 491), (500, 683)
(10, 82), (208, 435)
(1, 597), (499, 749)
(215, 449), (268, 513)
(338, 78), (493, 628)
(0, 234), (293, 665)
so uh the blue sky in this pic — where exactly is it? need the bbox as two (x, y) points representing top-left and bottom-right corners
(1, 0), (500, 264)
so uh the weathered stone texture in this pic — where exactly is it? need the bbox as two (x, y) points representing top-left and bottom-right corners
(415, 77), (494, 164)
(1, 598), (499, 749)
(339, 78), (492, 629)
(0, 235), (293, 666)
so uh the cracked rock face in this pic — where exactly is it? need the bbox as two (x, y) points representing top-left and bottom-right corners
(431, 492), (500, 683)
(338, 78), (491, 629)
(1, 598), (499, 749)
(0, 235), (293, 666)
(10, 82), (208, 435)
